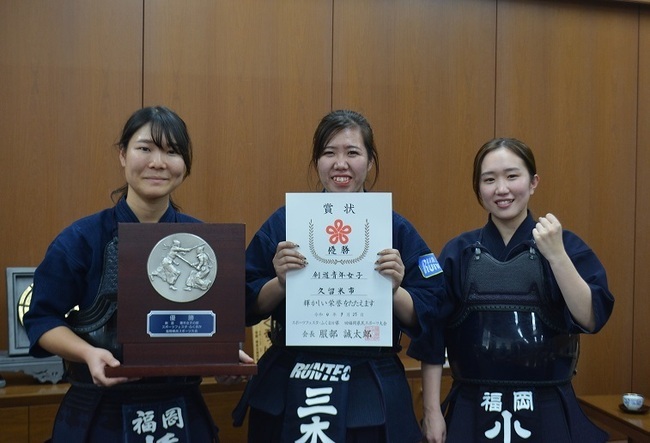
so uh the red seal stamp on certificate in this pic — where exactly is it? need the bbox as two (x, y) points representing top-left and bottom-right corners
(364, 326), (380, 341)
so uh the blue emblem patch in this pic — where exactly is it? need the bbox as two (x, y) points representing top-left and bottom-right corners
(418, 253), (442, 278)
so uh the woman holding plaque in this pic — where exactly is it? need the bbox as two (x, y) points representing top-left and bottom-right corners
(233, 110), (448, 442)
(24, 106), (251, 443)
(420, 138), (614, 442)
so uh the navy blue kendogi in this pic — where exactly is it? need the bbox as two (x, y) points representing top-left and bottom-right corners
(233, 206), (446, 442)
(24, 198), (219, 443)
(436, 213), (614, 443)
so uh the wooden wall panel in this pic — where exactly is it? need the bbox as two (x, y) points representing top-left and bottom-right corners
(495, 0), (639, 394)
(634, 7), (650, 397)
(142, 0), (333, 241)
(28, 404), (59, 443)
(331, 0), (496, 253)
(0, 0), (142, 350)
(0, 406), (28, 443)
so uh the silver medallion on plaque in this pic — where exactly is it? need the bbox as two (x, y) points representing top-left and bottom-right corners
(147, 233), (217, 303)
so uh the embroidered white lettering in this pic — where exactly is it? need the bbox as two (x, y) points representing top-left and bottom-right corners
(290, 363), (307, 378)
(289, 361), (353, 382)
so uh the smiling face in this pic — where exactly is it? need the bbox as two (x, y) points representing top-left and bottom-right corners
(119, 123), (187, 208)
(478, 147), (539, 229)
(316, 127), (373, 193)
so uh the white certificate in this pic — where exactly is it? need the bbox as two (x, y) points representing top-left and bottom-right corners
(285, 192), (393, 346)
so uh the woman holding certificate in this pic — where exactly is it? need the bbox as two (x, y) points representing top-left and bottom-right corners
(24, 106), (252, 443)
(233, 110), (447, 442)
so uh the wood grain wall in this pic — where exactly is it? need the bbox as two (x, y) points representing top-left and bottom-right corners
(636, 7), (650, 393)
(1, 0), (648, 402)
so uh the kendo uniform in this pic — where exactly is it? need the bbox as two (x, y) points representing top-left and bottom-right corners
(24, 198), (220, 443)
(438, 213), (614, 443)
(232, 206), (446, 443)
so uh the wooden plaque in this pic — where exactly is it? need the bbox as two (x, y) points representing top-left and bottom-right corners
(105, 223), (256, 377)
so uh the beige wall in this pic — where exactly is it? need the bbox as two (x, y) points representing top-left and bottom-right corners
(1, 0), (648, 397)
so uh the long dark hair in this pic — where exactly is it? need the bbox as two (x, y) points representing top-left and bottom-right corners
(111, 106), (192, 210)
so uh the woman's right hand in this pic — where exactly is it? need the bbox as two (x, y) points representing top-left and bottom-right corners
(85, 347), (130, 387)
(272, 241), (307, 289)
(39, 326), (130, 387)
(254, 241), (308, 316)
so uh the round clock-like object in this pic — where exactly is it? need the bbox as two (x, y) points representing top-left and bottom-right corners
(17, 283), (33, 326)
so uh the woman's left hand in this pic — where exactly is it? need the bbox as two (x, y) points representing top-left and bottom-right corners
(215, 350), (255, 385)
(532, 212), (597, 330)
(532, 213), (566, 263)
(375, 248), (404, 293)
